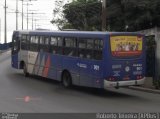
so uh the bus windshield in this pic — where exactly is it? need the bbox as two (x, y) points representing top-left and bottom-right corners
(110, 35), (143, 57)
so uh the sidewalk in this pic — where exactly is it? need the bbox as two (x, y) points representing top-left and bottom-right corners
(129, 86), (160, 94)
(129, 77), (160, 94)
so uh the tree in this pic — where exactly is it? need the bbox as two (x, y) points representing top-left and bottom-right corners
(51, 0), (102, 30)
(51, 0), (68, 30)
(106, 0), (160, 31)
(51, 0), (160, 31)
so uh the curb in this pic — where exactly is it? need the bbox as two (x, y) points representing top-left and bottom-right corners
(129, 86), (160, 94)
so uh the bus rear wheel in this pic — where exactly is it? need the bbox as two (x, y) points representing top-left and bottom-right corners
(23, 63), (29, 77)
(62, 71), (72, 88)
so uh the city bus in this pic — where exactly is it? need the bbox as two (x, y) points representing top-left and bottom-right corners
(11, 30), (146, 89)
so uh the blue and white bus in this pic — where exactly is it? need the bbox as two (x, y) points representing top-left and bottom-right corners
(11, 30), (146, 89)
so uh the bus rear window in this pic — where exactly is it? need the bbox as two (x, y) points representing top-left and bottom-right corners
(110, 36), (143, 57)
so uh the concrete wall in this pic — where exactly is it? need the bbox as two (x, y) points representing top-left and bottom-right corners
(138, 27), (160, 80)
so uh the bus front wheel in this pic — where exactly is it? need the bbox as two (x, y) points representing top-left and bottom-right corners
(62, 71), (72, 88)
(23, 63), (29, 77)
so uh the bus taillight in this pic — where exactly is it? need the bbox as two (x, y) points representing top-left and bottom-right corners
(137, 75), (143, 80)
(107, 77), (115, 81)
(96, 80), (100, 83)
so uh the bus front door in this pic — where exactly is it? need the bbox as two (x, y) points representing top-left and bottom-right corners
(11, 34), (20, 69)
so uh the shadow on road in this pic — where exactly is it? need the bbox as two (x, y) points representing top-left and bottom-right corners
(6, 72), (139, 98)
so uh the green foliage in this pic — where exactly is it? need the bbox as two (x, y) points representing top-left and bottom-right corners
(51, 0), (101, 30)
(51, 0), (160, 31)
(51, 0), (68, 30)
(107, 0), (160, 31)
(63, 0), (102, 30)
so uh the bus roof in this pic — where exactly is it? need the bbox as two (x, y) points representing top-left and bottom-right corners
(13, 30), (144, 37)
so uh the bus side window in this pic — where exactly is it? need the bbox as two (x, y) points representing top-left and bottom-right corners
(94, 39), (103, 60)
(50, 37), (63, 55)
(78, 39), (86, 58)
(44, 36), (50, 52)
(86, 39), (94, 59)
(39, 36), (44, 45)
(21, 35), (28, 50)
(29, 36), (39, 52)
(50, 37), (58, 54)
(78, 38), (93, 59)
(26, 35), (30, 50)
(39, 36), (49, 52)
(87, 39), (94, 49)
(64, 37), (77, 57)
(57, 37), (63, 55)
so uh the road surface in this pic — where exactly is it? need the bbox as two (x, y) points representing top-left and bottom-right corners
(0, 51), (160, 113)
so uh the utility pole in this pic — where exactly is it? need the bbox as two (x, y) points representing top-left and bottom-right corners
(26, 2), (32, 30)
(102, 0), (107, 31)
(27, 12), (45, 30)
(4, 0), (7, 43)
(23, 0), (37, 30)
(16, 0), (19, 30)
(26, 17), (48, 30)
(34, 19), (48, 30)
(0, 18), (1, 43)
(20, 0), (24, 30)
(31, 12), (34, 30)
(23, 3), (32, 30)
(34, 19), (37, 29)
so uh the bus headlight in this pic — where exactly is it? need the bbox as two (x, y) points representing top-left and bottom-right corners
(125, 66), (130, 72)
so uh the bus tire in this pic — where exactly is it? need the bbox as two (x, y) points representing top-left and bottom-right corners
(62, 71), (72, 88)
(23, 63), (29, 77)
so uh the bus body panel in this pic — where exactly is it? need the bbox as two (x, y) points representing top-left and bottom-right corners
(26, 51), (60, 80)
(20, 50), (28, 67)
(90, 60), (103, 88)
(11, 30), (146, 89)
(12, 54), (19, 69)
(78, 59), (103, 88)
(47, 55), (58, 80)
(79, 59), (93, 87)
(103, 34), (146, 88)
(62, 57), (80, 85)
(27, 52), (42, 77)
(57, 57), (104, 88)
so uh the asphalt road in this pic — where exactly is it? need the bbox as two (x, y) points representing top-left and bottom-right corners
(0, 51), (160, 113)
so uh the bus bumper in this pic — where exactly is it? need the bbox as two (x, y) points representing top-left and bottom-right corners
(104, 77), (145, 89)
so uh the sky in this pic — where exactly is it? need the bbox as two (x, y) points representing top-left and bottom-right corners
(0, 0), (70, 43)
